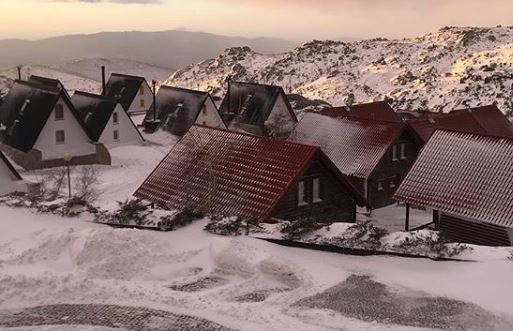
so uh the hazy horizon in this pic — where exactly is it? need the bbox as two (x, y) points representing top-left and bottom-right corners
(3, 0), (513, 42)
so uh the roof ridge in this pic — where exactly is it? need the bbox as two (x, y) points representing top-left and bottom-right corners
(159, 85), (209, 96)
(110, 72), (147, 81)
(73, 90), (118, 103)
(14, 80), (61, 94)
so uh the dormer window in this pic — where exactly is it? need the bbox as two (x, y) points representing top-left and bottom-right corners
(55, 104), (64, 121)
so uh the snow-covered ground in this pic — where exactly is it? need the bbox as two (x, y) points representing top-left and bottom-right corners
(1, 124), (512, 330)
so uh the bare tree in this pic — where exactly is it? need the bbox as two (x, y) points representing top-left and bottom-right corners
(74, 165), (100, 202)
(43, 167), (67, 200)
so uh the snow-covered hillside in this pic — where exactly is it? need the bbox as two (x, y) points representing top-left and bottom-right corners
(55, 58), (172, 83)
(164, 26), (513, 114)
(0, 58), (172, 97)
(0, 65), (101, 95)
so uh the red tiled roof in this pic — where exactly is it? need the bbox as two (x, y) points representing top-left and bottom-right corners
(407, 105), (513, 144)
(321, 101), (403, 123)
(134, 125), (364, 220)
(394, 130), (513, 228)
(289, 112), (405, 178)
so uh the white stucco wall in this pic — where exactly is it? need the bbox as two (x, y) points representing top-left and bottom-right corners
(99, 103), (144, 148)
(265, 94), (297, 135)
(194, 98), (226, 129)
(127, 82), (153, 114)
(33, 97), (96, 160)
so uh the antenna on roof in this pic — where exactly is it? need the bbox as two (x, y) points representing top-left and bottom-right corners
(152, 80), (157, 122)
(101, 66), (106, 96)
(226, 75), (232, 116)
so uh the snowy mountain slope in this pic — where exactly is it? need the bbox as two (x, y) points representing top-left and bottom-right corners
(0, 58), (172, 97)
(0, 65), (101, 95)
(55, 58), (172, 83)
(164, 26), (513, 114)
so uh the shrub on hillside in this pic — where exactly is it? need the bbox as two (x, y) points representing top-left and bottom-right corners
(204, 216), (262, 236)
(280, 217), (325, 241)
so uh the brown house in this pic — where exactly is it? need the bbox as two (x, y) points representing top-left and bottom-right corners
(289, 108), (421, 209)
(134, 125), (367, 223)
(407, 105), (513, 145)
(394, 130), (513, 247)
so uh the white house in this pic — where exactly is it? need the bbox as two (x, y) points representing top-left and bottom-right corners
(219, 81), (298, 137)
(0, 79), (110, 170)
(72, 91), (144, 148)
(144, 86), (226, 136)
(0, 151), (23, 195)
(104, 73), (153, 115)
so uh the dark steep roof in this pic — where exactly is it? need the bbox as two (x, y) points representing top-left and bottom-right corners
(105, 73), (148, 110)
(145, 86), (219, 136)
(407, 105), (513, 144)
(72, 91), (144, 143)
(289, 112), (405, 179)
(219, 81), (297, 129)
(0, 150), (22, 180)
(134, 125), (366, 221)
(0, 80), (92, 151)
(321, 101), (403, 123)
(394, 130), (513, 228)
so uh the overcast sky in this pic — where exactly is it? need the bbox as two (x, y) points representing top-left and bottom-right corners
(2, 0), (513, 41)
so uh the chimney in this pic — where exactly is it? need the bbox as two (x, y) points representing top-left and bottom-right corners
(16, 66), (22, 80)
(226, 75), (232, 115)
(101, 66), (106, 96)
(152, 80), (157, 121)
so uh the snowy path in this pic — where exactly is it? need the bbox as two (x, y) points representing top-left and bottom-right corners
(1, 206), (513, 330)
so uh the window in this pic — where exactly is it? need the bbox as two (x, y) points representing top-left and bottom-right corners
(389, 179), (396, 189)
(113, 112), (119, 124)
(139, 86), (145, 95)
(313, 177), (322, 203)
(55, 104), (64, 121)
(392, 145), (398, 161)
(400, 143), (407, 160)
(55, 130), (65, 144)
(377, 181), (384, 191)
(113, 130), (119, 141)
(140, 99), (145, 108)
(298, 180), (307, 206)
(202, 105), (207, 115)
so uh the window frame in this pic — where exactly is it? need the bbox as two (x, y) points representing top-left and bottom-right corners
(377, 180), (384, 191)
(392, 144), (398, 161)
(113, 129), (119, 141)
(139, 99), (145, 108)
(113, 112), (119, 124)
(297, 180), (308, 206)
(400, 143), (407, 160)
(55, 130), (65, 144)
(139, 85), (145, 95)
(54, 104), (64, 121)
(312, 177), (322, 203)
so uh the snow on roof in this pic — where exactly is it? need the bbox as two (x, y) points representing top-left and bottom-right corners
(219, 81), (297, 126)
(105, 73), (148, 110)
(289, 112), (405, 179)
(321, 101), (403, 123)
(407, 105), (513, 144)
(394, 130), (513, 228)
(145, 85), (212, 136)
(134, 125), (364, 220)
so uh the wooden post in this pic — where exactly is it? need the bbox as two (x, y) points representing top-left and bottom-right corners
(433, 210), (439, 230)
(405, 203), (410, 231)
